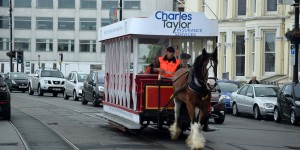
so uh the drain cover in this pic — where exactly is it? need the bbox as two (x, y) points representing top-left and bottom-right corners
(0, 143), (19, 146)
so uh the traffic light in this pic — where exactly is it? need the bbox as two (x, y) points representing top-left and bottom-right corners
(6, 51), (16, 58)
(16, 50), (24, 63)
(59, 53), (63, 62)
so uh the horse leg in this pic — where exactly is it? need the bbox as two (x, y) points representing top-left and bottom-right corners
(169, 98), (182, 140)
(200, 106), (210, 131)
(185, 101), (206, 150)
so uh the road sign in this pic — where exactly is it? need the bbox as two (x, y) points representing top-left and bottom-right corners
(291, 49), (295, 65)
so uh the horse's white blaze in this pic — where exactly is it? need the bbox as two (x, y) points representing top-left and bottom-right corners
(186, 123), (206, 149)
(169, 98), (182, 140)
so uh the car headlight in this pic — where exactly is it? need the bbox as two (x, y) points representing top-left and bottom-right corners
(0, 86), (7, 91)
(79, 86), (83, 90)
(263, 103), (274, 109)
(98, 86), (104, 91)
(44, 80), (48, 84)
(223, 95), (230, 99)
(12, 80), (16, 84)
(295, 101), (300, 106)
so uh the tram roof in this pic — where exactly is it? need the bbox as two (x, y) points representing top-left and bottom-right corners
(98, 11), (218, 42)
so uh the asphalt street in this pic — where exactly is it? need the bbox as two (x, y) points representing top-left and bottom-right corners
(1, 92), (300, 150)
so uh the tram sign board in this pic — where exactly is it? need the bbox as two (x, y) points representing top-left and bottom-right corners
(99, 11), (218, 41)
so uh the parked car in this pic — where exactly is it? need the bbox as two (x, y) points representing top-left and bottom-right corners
(64, 71), (89, 101)
(0, 76), (11, 120)
(215, 80), (242, 112)
(231, 84), (279, 120)
(28, 68), (65, 97)
(207, 78), (226, 124)
(4, 72), (29, 93)
(274, 82), (300, 125)
(0, 73), (6, 78)
(82, 71), (105, 107)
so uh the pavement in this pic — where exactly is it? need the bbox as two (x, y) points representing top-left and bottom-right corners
(0, 120), (26, 150)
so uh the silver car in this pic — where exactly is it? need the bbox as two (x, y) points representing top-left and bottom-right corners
(231, 84), (279, 120)
(64, 71), (89, 101)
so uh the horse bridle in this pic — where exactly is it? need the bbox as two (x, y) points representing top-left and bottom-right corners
(201, 57), (217, 85)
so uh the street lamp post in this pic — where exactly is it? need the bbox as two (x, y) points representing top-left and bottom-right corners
(293, 0), (299, 83)
(9, 0), (13, 72)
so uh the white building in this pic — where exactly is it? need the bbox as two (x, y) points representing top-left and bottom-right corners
(185, 0), (297, 83)
(0, 0), (173, 76)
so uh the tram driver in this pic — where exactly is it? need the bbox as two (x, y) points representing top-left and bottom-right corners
(152, 46), (181, 78)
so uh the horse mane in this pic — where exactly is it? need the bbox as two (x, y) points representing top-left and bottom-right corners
(192, 54), (205, 81)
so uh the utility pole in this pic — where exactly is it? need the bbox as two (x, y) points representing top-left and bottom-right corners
(293, 0), (299, 83)
(9, 0), (13, 72)
(119, 0), (122, 21)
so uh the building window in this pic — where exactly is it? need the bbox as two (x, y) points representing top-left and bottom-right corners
(58, 18), (75, 30)
(101, 44), (105, 52)
(14, 0), (31, 8)
(0, 0), (9, 7)
(0, 38), (9, 51)
(237, 0), (246, 16)
(80, 18), (96, 30)
(58, 39), (74, 52)
(236, 35), (245, 76)
(14, 38), (31, 51)
(37, 0), (53, 8)
(53, 63), (57, 69)
(80, 40), (96, 52)
(1, 63), (4, 73)
(101, 18), (110, 27)
(36, 17), (53, 30)
(14, 16), (31, 29)
(36, 39), (53, 51)
(58, 0), (75, 8)
(124, 0), (140, 9)
(267, 0), (277, 11)
(251, 32), (255, 73)
(101, 0), (118, 9)
(80, 0), (96, 9)
(31, 63), (35, 73)
(264, 32), (276, 72)
(0, 16), (9, 29)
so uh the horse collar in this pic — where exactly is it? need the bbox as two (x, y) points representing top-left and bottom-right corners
(188, 71), (209, 95)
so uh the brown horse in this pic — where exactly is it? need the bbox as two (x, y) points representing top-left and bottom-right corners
(169, 48), (218, 150)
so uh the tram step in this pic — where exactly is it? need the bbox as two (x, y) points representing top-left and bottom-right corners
(96, 113), (141, 130)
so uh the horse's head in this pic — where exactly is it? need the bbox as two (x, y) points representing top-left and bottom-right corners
(192, 48), (218, 82)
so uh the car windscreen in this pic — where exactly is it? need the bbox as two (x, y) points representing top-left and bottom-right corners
(11, 73), (28, 80)
(41, 70), (64, 78)
(255, 87), (278, 97)
(97, 74), (105, 84)
(78, 74), (89, 82)
(218, 82), (240, 92)
(294, 84), (300, 100)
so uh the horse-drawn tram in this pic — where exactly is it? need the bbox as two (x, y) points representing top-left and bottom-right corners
(98, 11), (218, 141)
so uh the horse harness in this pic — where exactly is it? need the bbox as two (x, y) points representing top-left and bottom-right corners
(172, 69), (210, 101)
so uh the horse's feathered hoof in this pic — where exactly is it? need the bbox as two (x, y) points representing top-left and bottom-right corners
(169, 123), (181, 140)
(186, 123), (206, 150)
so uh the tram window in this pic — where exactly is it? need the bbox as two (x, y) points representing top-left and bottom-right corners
(137, 38), (168, 74)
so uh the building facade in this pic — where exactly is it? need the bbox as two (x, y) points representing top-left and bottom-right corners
(186, 0), (296, 83)
(0, 0), (173, 75)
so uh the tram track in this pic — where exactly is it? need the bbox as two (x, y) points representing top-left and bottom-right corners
(9, 121), (31, 150)
(11, 96), (168, 150)
(10, 108), (79, 150)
